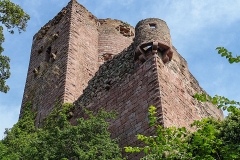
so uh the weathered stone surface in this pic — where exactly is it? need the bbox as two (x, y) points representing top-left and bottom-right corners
(98, 18), (134, 66)
(21, 1), (223, 159)
(21, 2), (73, 126)
(135, 18), (172, 48)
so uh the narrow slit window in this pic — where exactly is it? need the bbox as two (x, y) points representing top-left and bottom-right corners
(45, 46), (51, 62)
(38, 46), (43, 54)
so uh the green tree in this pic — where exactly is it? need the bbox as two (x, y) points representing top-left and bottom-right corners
(216, 47), (240, 64)
(0, 103), (124, 159)
(0, 0), (30, 93)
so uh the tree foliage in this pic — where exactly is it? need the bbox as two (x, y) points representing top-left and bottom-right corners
(194, 94), (240, 114)
(0, 103), (124, 160)
(0, 0), (30, 93)
(216, 47), (240, 64)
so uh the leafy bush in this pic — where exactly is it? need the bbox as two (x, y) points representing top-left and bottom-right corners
(0, 103), (124, 160)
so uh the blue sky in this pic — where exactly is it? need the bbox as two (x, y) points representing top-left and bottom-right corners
(0, 0), (240, 139)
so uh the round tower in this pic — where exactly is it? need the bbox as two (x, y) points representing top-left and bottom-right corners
(134, 18), (173, 63)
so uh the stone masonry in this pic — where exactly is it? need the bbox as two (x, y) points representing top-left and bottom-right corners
(21, 0), (223, 159)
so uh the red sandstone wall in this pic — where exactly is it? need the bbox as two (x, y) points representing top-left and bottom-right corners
(21, 0), (135, 124)
(20, 3), (72, 124)
(157, 49), (223, 129)
(63, 1), (99, 103)
(71, 44), (223, 158)
(72, 49), (223, 159)
(72, 51), (162, 159)
(20, 1), (223, 159)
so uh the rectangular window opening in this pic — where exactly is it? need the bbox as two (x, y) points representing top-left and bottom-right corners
(149, 23), (156, 29)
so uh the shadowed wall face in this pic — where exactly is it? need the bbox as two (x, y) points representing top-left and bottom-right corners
(20, 4), (72, 124)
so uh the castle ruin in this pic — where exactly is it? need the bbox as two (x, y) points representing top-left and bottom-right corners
(21, 0), (223, 159)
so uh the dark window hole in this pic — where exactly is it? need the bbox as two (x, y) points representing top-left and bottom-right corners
(45, 46), (52, 62)
(149, 23), (156, 28)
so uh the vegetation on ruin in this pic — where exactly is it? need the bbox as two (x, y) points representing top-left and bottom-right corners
(0, 0), (30, 93)
(0, 103), (124, 160)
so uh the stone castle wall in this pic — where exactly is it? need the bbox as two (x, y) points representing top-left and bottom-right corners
(20, 3), (72, 125)
(64, 1), (99, 103)
(70, 19), (223, 159)
(71, 44), (160, 159)
(156, 49), (223, 128)
(21, 0), (223, 159)
(21, 1), (135, 123)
